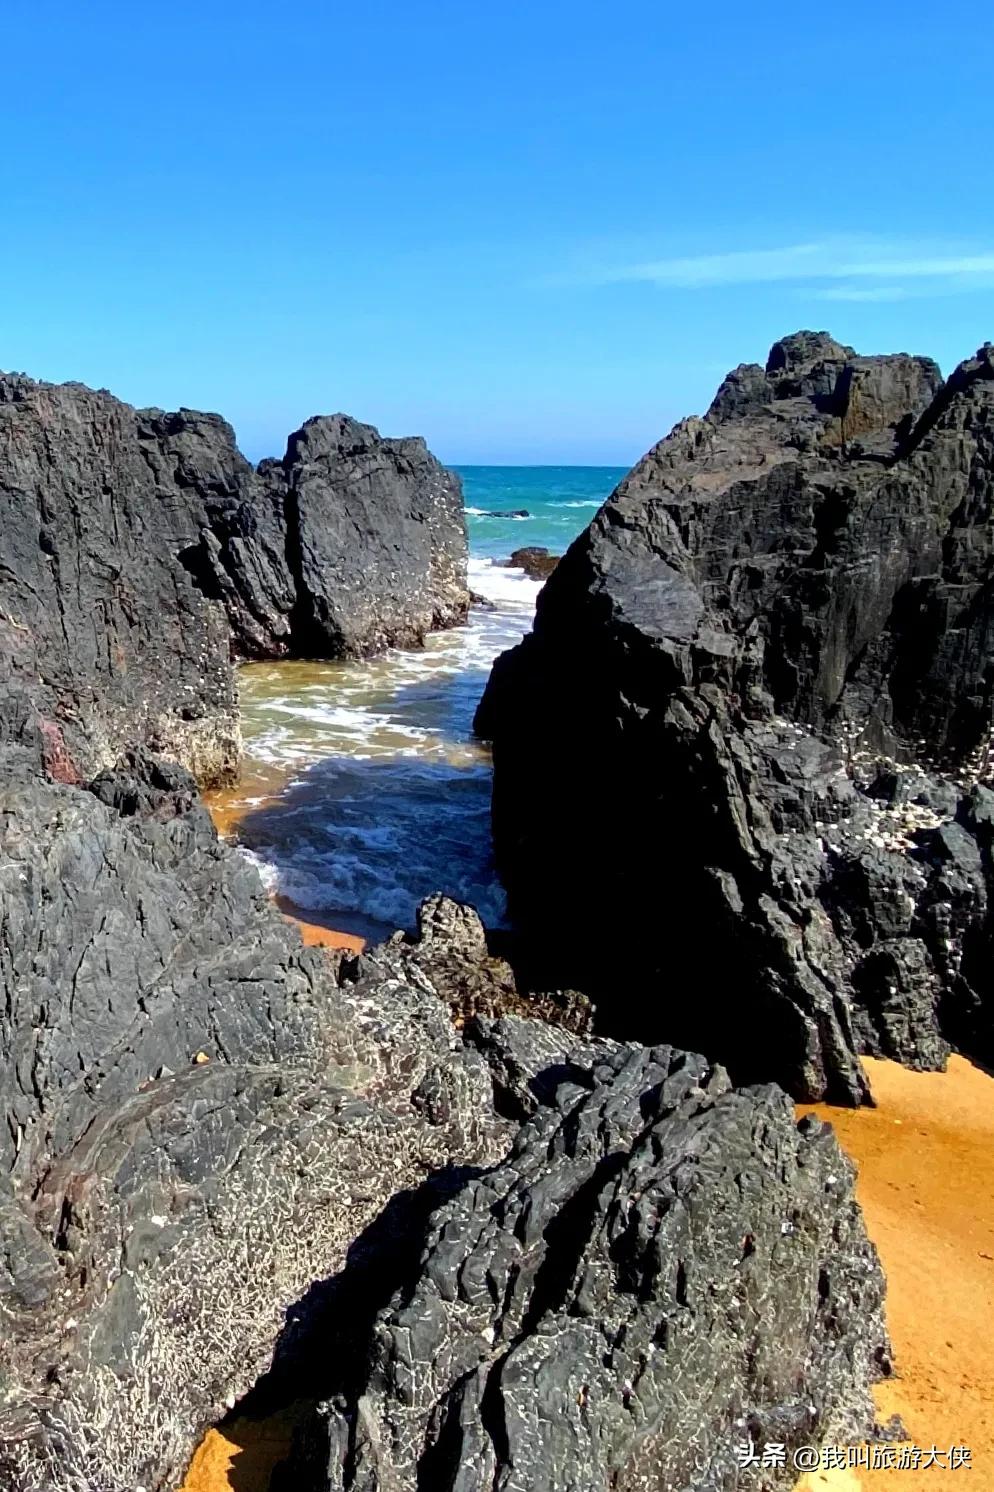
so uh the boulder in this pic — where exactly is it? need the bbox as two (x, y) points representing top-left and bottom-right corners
(476, 335), (994, 1101)
(277, 1030), (888, 1492)
(504, 545), (560, 581)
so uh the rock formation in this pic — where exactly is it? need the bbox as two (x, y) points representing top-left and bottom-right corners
(504, 545), (560, 580)
(0, 358), (892, 1490)
(0, 752), (511, 1492)
(0, 761), (887, 1492)
(278, 1027), (887, 1492)
(0, 375), (468, 785)
(476, 334), (994, 1102)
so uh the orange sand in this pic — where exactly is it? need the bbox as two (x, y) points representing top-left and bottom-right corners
(796, 1054), (994, 1490)
(180, 1403), (311, 1492)
(289, 911), (365, 953)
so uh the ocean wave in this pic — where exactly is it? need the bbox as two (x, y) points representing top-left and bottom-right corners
(239, 828), (509, 933)
(465, 507), (531, 521)
(468, 556), (542, 610)
(232, 507), (613, 935)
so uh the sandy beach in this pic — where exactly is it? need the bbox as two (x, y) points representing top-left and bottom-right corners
(797, 1054), (994, 1490)
(180, 1403), (312, 1492)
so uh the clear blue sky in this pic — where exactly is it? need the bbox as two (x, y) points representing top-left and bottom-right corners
(2, 3), (991, 464)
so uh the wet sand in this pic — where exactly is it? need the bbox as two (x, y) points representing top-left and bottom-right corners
(797, 1054), (994, 1489)
(283, 903), (366, 952)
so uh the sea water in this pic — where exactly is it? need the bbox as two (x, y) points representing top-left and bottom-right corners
(225, 466), (625, 942)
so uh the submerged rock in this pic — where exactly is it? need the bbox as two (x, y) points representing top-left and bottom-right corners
(503, 545), (560, 580)
(0, 375), (468, 785)
(476, 334), (994, 1101)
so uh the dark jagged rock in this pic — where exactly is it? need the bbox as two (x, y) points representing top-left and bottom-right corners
(0, 756), (887, 1492)
(0, 375), (468, 785)
(0, 355), (894, 1492)
(370, 894), (594, 1034)
(278, 1032), (888, 1492)
(503, 545), (560, 581)
(280, 415), (468, 658)
(0, 753), (510, 1492)
(476, 335), (994, 1102)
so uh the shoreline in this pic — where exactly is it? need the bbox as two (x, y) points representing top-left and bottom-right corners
(205, 786), (368, 953)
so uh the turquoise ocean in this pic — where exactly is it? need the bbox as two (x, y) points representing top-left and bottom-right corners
(222, 466), (626, 941)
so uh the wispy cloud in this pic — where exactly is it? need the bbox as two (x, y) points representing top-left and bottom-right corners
(552, 238), (994, 300)
(812, 286), (912, 304)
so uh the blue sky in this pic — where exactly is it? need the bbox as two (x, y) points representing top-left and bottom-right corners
(2, 2), (991, 464)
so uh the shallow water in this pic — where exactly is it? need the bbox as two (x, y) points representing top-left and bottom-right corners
(213, 467), (624, 942)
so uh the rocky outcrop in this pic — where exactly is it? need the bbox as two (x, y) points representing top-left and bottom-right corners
(0, 755), (887, 1492)
(277, 1028), (888, 1492)
(0, 755), (509, 1492)
(0, 376), (468, 785)
(382, 894), (594, 1033)
(0, 354), (894, 1491)
(476, 334), (994, 1102)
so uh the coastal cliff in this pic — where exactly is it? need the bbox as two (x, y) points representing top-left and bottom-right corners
(476, 334), (994, 1103)
(0, 375), (468, 785)
(0, 365), (888, 1492)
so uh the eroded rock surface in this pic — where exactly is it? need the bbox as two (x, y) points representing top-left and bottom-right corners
(0, 756), (508, 1492)
(0, 375), (468, 784)
(476, 335), (994, 1101)
(278, 1029), (888, 1492)
(0, 756), (888, 1492)
(0, 354), (894, 1492)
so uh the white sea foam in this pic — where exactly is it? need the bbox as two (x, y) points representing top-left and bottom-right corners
(468, 556), (542, 611)
(465, 506), (531, 520)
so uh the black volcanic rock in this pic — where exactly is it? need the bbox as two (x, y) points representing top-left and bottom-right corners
(0, 376), (468, 785)
(476, 335), (994, 1102)
(0, 358), (892, 1491)
(280, 414), (468, 657)
(278, 1032), (888, 1492)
